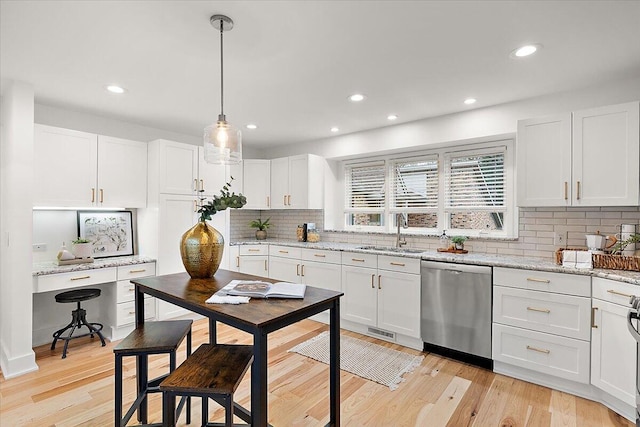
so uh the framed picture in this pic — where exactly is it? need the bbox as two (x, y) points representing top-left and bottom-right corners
(77, 210), (134, 258)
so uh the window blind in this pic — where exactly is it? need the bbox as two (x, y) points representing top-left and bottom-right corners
(390, 156), (438, 210)
(344, 162), (386, 211)
(445, 149), (505, 210)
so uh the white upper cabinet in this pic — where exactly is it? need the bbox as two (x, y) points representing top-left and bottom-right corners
(243, 159), (271, 209)
(34, 124), (147, 208)
(517, 101), (640, 207)
(156, 140), (198, 195)
(517, 114), (572, 206)
(270, 154), (325, 209)
(197, 147), (229, 197)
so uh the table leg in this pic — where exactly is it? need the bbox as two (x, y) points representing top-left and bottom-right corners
(252, 331), (268, 427)
(329, 299), (341, 426)
(134, 286), (147, 422)
(209, 318), (217, 344)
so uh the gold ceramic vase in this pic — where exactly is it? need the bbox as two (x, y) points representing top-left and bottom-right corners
(180, 221), (224, 278)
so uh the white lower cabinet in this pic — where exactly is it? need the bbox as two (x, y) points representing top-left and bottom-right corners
(236, 245), (269, 276)
(341, 252), (420, 339)
(591, 277), (638, 407)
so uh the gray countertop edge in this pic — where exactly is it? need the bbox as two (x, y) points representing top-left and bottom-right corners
(33, 255), (156, 276)
(231, 240), (640, 286)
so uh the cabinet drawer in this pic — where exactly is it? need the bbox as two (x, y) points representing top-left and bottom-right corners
(494, 267), (590, 297)
(116, 298), (155, 327)
(239, 245), (268, 256)
(34, 267), (117, 293)
(301, 248), (341, 264)
(493, 285), (591, 341)
(592, 277), (638, 306)
(117, 262), (156, 280)
(377, 255), (420, 274)
(342, 251), (377, 268)
(492, 323), (590, 384)
(269, 245), (302, 259)
(116, 280), (138, 303)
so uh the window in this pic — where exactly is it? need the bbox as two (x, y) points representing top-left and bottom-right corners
(445, 148), (506, 233)
(342, 141), (515, 237)
(390, 156), (439, 230)
(344, 161), (386, 228)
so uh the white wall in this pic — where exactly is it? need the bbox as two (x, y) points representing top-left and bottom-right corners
(0, 81), (38, 378)
(265, 75), (640, 160)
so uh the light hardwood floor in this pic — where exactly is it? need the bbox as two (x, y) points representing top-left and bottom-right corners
(0, 318), (634, 426)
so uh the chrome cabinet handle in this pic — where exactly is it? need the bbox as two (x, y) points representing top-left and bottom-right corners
(526, 277), (550, 284)
(526, 345), (550, 354)
(527, 306), (551, 313)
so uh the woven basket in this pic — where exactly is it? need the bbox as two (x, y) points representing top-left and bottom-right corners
(592, 253), (640, 272)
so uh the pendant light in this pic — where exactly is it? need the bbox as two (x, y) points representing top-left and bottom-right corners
(204, 14), (242, 164)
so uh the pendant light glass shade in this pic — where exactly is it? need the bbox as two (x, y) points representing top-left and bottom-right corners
(204, 14), (242, 165)
(204, 117), (242, 164)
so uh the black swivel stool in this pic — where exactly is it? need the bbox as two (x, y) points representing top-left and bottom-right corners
(51, 288), (106, 359)
(114, 320), (193, 427)
(160, 343), (253, 427)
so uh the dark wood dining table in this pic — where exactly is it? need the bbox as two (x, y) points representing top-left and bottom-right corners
(131, 269), (343, 427)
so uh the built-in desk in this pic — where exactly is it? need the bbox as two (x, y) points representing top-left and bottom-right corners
(32, 256), (156, 343)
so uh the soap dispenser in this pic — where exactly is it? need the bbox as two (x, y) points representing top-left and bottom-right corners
(439, 230), (450, 250)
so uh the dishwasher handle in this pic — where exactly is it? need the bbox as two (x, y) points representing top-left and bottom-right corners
(421, 260), (491, 276)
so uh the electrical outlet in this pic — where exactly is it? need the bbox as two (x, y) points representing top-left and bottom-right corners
(554, 232), (565, 246)
(33, 243), (47, 251)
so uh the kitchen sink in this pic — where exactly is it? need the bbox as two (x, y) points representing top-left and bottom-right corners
(356, 245), (425, 254)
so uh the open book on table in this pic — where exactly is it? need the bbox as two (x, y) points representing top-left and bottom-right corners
(226, 280), (306, 299)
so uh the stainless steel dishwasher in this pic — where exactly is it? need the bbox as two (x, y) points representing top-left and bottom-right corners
(421, 260), (492, 368)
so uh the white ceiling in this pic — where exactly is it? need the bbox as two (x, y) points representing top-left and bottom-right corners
(2, 1), (640, 149)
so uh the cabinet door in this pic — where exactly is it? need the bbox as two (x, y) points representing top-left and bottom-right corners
(243, 160), (271, 209)
(198, 147), (229, 197)
(377, 271), (421, 338)
(591, 298), (636, 406)
(301, 260), (341, 293)
(516, 114), (572, 207)
(34, 124), (98, 207)
(97, 136), (147, 207)
(158, 140), (198, 195)
(270, 157), (289, 209)
(341, 265), (377, 325)
(288, 154), (309, 209)
(573, 101), (640, 206)
(269, 256), (301, 283)
(238, 255), (269, 277)
(228, 246), (240, 272)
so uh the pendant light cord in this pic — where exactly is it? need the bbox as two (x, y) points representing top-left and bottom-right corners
(219, 18), (224, 117)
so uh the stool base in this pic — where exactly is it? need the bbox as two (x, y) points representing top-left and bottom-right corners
(51, 302), (106, 359)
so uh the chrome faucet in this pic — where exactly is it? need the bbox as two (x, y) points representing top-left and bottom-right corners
(396, 213), (409, 248)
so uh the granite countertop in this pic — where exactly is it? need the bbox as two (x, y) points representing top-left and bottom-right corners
(33, 255), (156, 276)
(231, 239), (640, 286)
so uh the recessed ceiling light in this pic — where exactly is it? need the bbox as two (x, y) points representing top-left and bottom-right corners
(349, 93), (366, 102)
(105, 85), (127, 94)
(510, 44), (542, 58)
(246, 124), (257, 130)
(387, 114), (398, 121)
(464, 98), (477, 105)
(330, 127), (339, 133)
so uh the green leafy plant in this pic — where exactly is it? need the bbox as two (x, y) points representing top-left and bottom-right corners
(450, 236), (467, 244)
(197, 177), (247, 222)
(250, 217), (271, 231)
(72, 238), (91, 244)
(609, 233), (640, 255)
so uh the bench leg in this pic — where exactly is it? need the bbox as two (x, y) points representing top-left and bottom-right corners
(115, 354), (123, 427)
(202, 396), (208, 427)
(163, 391), (176, 427)
(225, 394), (233, 427)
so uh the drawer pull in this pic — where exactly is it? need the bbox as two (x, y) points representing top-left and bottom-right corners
(99, 188), (104, 203)
(91, 188), (95, 203)
(526, 345), (550, 354)
(314, 254), (326, 258)
(236, 256), (240, 268)
(527, 306), (551, 314)
(128, 311), (136, 315)
(352, 258), (365, 262)
(378, 274), (382, 290)
(564, 181), (568, 200)
(371, 274), (375, 289)
(70, 275), (91, 281)
(129, 269), (146, 273)
(279, 250), (289, 254)
(526, 277), (550, 284)
(390, 262), (405, 267)
(248, 249), (260, 252)
(301, 265), (305, 277)
(592, 307), (598, 328)
(296, 264), (300, 276)
(607, 289), (633, 298)
(128, 288), (135, 292)
(264, 260), (268, 271)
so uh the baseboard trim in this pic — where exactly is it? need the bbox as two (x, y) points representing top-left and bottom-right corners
(0, 342), (38, 380)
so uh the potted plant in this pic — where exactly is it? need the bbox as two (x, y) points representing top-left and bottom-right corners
(250, 217), (271, 240)
(71, 238), (93, 259)
(450, 236), (467, 251)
